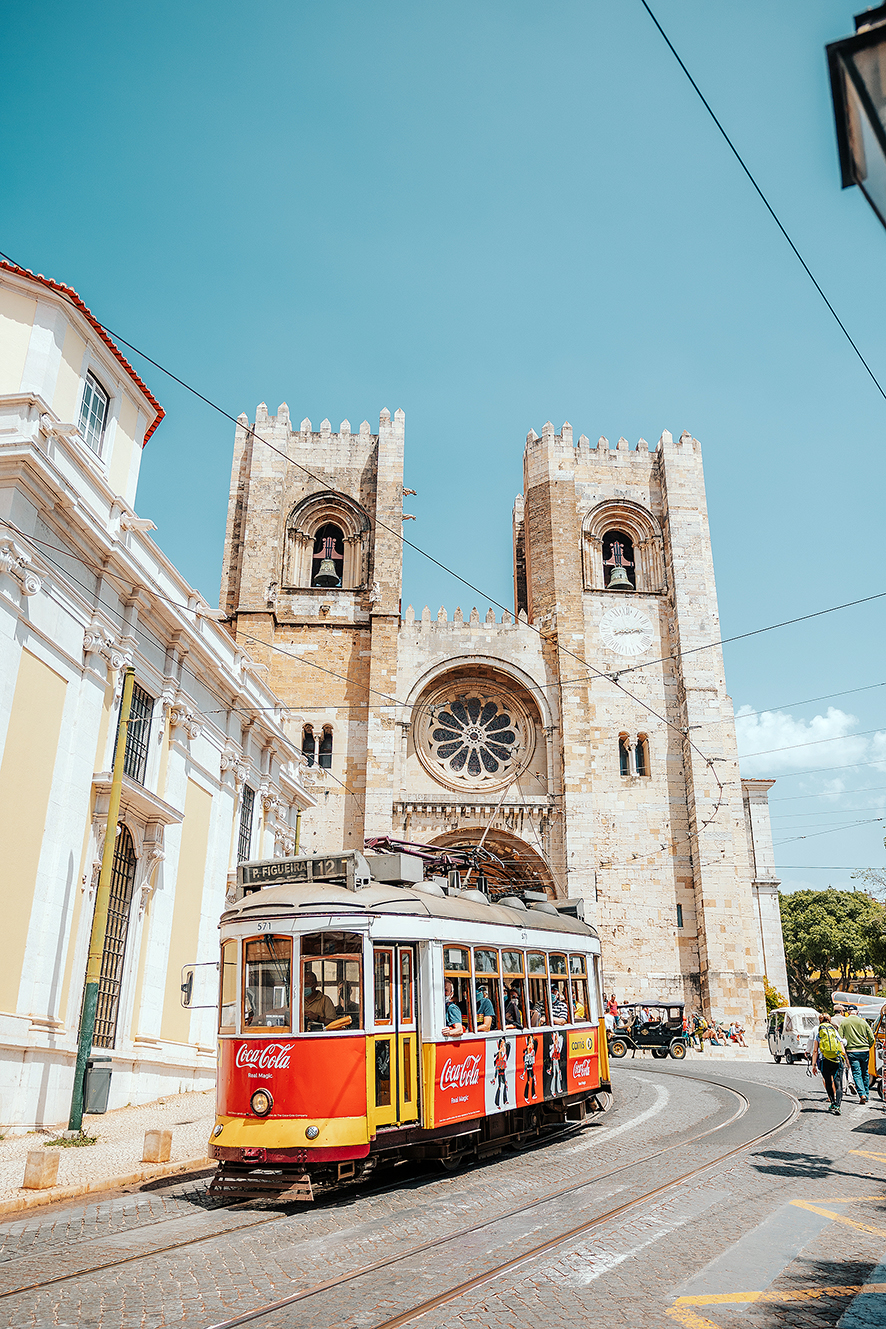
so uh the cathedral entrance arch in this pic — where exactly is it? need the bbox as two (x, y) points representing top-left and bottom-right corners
(425, 827), (557, 899)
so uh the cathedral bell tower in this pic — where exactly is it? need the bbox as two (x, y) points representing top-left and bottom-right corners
(220, 405), (406, 853)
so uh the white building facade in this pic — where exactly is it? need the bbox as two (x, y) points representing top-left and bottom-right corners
(0, 261), (313, 1130)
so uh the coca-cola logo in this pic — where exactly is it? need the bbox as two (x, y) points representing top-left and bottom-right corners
(235, 1043), (292, 1071)
(440, 1054), (482, 1090)
(571, 1057), (593, 1078)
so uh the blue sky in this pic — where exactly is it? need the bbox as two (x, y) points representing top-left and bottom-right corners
(4, 1), (886, 892)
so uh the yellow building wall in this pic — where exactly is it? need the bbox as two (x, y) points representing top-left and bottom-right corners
(107, 393), (138, 496)
(52, 323), (86, 422)
(160, 779), (213, 1043)
(0, 288), (36, 394)
(0, 650), (68, 1012)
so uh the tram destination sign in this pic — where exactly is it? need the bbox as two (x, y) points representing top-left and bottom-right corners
(237, 851), (372, 892)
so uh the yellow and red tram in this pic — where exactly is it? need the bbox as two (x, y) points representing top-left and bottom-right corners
(208, 851), (611, 1199)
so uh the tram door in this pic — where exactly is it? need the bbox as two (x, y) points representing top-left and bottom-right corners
(370, 945), (419, 1131)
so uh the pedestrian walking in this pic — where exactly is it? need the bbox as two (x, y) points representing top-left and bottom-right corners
(838, 1006), (875, 1106)
(811, 1013), (846, 1115)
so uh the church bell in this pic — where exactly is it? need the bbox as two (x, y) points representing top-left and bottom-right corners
(313, 558), (341, 587)
(607, 564), (633, 590)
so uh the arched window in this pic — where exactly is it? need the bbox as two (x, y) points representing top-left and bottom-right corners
(283, 491), (371, 590)
(636, 733), (650, 778)
(618, 735), (631, 777)
(94, 824), (137, 1048)
(302, 725), (316, 767)
(311, 523), (345, 587)
(602, 531), (635, 590)
(319, 726), (333, 770)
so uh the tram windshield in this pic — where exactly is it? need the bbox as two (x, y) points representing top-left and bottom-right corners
(301, 931), (363, 1032)
(244, 937), (291, 1029)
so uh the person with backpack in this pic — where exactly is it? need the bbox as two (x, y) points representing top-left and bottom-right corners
(812, 1014), (847, 1115)
(839, 1006), (875, 1105)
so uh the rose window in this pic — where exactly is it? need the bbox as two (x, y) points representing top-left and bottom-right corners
(418, 685), (534, 789)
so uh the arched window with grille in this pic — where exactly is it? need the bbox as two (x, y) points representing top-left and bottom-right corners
(302, 725), (316, 767)
(319, 726), (333, 769)
(618, 735), (631, 777)
(636, 733), (650, 777)
(93, 825), (137, 1048)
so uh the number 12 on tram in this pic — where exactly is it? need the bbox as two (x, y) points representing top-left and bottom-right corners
(209, 860), (611, 1199)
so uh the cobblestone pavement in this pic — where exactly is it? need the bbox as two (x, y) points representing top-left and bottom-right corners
(2, 1060), (883, 1328)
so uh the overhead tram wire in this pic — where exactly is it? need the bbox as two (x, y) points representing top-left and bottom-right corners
(773, 816), (886, 846)
(12, 519), (886, 787)
(0, 251), (740, 832)
(2, 208), (882, 831)
(638, 0), (886, 407)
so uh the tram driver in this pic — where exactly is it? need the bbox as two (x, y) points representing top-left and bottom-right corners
(303, 965), (338, 1030)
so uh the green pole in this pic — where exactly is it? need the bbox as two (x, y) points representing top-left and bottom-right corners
(68, 667), (136, 1131)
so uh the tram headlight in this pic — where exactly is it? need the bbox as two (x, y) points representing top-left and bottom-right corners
(305, 1124), (320, 1140)
(212, 1123), (224, 1138)
(250, 1089), (273, 1117)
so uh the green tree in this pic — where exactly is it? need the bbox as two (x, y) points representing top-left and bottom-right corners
(779, 888), (886, 1009)
(764, 978), (787, 1013)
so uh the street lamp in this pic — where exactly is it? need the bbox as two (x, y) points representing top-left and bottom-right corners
(828, 5), (886, 229)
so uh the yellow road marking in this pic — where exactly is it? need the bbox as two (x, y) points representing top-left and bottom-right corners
(790, 1198), (886, 1237)
(851, 1149), (886, 1160)
(667, 1284), (886, 1324)
(818, 1195), (885, 1202)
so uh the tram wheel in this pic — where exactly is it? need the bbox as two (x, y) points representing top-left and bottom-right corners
(669, 1040), (687, 1060)
(591, 1091), (613, 1113)
(609, 1039), (628, 1059)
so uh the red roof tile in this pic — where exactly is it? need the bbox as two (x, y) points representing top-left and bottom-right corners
(0, 260), (165, 445)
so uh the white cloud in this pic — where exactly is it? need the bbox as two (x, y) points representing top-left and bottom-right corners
(735, 705), (877, 776)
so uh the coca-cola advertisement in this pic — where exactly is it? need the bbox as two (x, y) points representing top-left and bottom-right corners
(433, 1042), (485, 1125)
(567, 1028), (598, 1092)
(218, 1037), (366, 1119)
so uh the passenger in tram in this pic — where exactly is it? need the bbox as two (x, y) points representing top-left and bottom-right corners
(551, 983), (569, 1025)
(335, 981), (361, 1029)
(475, 982), (496, 1033)
(441, 979), (465, 1039)
(505, 984), (524, 1029)
(571, 984), (586, 1019)
(303, 966), (338, 1030)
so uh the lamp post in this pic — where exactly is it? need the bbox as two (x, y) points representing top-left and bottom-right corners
(827, 5), (886, 229)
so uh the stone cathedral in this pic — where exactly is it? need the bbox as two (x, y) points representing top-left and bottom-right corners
(220, 406), (787, 1025)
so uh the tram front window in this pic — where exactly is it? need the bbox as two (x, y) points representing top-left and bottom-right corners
(243, 937), (291, 1030)
(301, 932), (363, 1032)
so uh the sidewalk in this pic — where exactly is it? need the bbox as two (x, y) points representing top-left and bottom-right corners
(0, 1089), (215, 1215)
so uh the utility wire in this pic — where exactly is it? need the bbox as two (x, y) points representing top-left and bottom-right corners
(638, 0), (886, 405)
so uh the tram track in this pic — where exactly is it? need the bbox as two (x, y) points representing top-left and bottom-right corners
(0, 1069), (798, 1321)
(202, 1069), (797, 1329)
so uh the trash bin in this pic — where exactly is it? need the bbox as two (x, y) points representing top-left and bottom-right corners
(84, 1055), (112, 1114)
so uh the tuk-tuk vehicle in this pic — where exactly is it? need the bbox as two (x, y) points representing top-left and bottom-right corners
(607, 1003), (689, 1060)
(767, 1006), (818, 1063)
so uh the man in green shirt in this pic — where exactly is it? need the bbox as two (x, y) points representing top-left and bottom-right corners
(839, 1007), (875, 1105)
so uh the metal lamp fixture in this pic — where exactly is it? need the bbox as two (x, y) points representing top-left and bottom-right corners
(827, 5), (886, 229)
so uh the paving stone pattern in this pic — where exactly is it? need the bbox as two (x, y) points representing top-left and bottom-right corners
(3, 1062), (880, 1329)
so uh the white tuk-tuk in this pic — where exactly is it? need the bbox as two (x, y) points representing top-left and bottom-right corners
(767, 1006), (819, 1063)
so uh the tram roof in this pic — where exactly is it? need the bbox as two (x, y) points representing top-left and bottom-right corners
(221, 881), (598, 940)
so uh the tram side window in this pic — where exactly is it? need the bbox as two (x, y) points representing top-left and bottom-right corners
(549, 954), (570, 1024)
(220, 940), (238, 1032)
(374, 949), (393, 1026)
(569, 954), (591, 1023)
(243, 937), (291, 1030)
(443, 945), (473, 1033)
(301, 931), (363, 1032)
(473, 949), (502, 1032)
(527, 952), (550, 1027)
(502, 950), (528, 1028)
